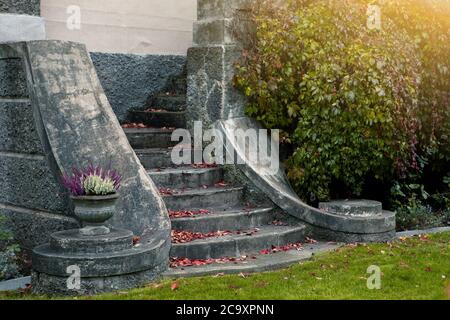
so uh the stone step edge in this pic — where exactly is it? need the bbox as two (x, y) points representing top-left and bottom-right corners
(163, 242), (340, 278)
(169, 206), (273, 222)
(123, 128), (175, 134)
(171, 225), (305, 248)
(148, 166), (222, 175)
(161, 186), (244, 197)
(131, 110), (186, 116)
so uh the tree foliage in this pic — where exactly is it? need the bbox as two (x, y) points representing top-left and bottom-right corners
(235, 0), (447, 203)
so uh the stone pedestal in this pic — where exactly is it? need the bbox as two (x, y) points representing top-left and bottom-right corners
(319, 200), (383, 217)
(187, 0), (253, 129)
(32, 228), (169, 295)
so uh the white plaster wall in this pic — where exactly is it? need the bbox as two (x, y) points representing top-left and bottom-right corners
(41, 0), (197, 55)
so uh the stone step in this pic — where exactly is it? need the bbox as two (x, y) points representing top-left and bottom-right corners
(124, 128), (177, 149)
(170, 207), (274, 233)
(130, 110), (186, 128)
(149, 94), (186, 112)
(164, 242), (340, 278)
(162, 186), (244, 211)
(148, 166), (223, 189)
(134, 148), (201, 169)
(170, 225), (307, 259)
(49, 228), (134, 254)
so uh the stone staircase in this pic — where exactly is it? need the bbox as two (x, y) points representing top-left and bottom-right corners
(121, 77), (335, 276)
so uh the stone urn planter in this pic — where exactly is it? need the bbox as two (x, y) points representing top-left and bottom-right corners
(71, 193), (119, 236)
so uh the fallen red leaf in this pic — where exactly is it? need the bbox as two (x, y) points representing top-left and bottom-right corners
(191, 163), (218, 169)
(168, 209), (210, 219)
(170, 256), (248, 268)
(214, 180), (228, 187)
(132, 236), (141, 245)
(171, 282), (179, 291)
(305, 237), (318, 244)
(121, 122), (153, 129)
(260, 242), (304, 254)
(271, 220), (285, 226)
(171, 230), (232, 244)
(159, 188), (177, 195)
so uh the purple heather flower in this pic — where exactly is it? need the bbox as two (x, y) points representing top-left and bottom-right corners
(61, 164), (122, 196)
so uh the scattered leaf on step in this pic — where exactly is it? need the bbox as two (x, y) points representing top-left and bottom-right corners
(121, 122), (153, 129)
(305, 237), (318, 244)
(171, 230), (232, 244)
(159, 188), (176, 195)
(132, 236), (141, 246)
(168, 209), (210, 218)
(214, 180), (228, 187)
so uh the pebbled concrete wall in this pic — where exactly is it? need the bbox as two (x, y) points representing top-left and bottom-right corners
(0, 0), (40, 16)
(91, 52), (186, 122)
(0, 56), (76, 249)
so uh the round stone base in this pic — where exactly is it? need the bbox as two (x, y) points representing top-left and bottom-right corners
(79, 225), (111, 236)
(31, 262), (167, 296)
(308, 225), (396, 243)
(32, 228), (171, 296)
(319, 199), (382, 217)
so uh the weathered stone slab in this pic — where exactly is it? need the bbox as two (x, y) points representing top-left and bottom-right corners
(0, 155), (68, 214)
(0, 58), (28, 97)
(10, 40), (170, 239)
(0, 100), (43, 154)
(164, 242), (340, 278)
(32, 264), (166, 296)
(33, 237), (169, 277)
(187, 45), (246, 128)
(198, 0), (251, 20)
(193, 18), (254, 46)
(193, 19), (235, 46)
(319, 199), (383, 216)
(0, 14), (45, 43)
(49, 228), (133, 254)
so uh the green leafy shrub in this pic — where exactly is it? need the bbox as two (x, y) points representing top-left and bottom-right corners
(235, 0), (423, 202)
(379, 0), (450, 213)
(0, 215), (21, 281)
(395, 201), (450, 231)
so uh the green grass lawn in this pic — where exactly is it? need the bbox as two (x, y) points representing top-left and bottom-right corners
(2, 232), (449, 300)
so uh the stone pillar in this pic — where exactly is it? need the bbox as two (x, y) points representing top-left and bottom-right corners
(186, 0), (252, 129)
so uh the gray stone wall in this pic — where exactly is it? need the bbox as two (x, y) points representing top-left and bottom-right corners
(0, 0), (40, 16)
(0, 50), (185, 249)
(91, 52), (186, 122)
(0, 56), (75, 249)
